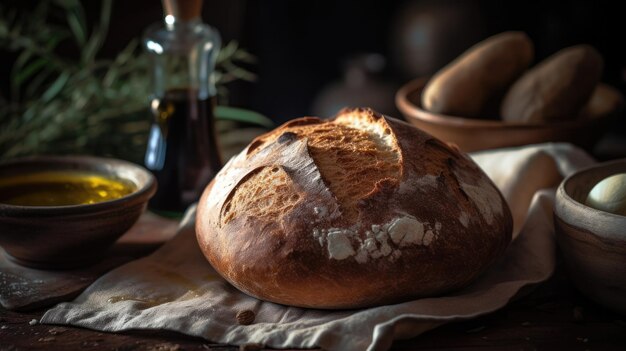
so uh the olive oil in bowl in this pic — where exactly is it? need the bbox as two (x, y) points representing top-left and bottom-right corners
(0, 171), (137, 207)
(0, 155), (156, 269)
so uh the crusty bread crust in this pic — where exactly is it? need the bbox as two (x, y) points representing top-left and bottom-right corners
(196, 108), (512, 309)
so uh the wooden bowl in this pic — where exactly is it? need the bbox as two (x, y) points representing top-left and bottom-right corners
(395, 77), (620, 152)
(0, 156), (156, 269)
(554, 159), (626, 314)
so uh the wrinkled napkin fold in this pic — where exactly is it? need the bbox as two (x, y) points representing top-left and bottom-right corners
(41, 143), (594, 351)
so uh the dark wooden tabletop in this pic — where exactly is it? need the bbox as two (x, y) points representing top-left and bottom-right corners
(1, 262), (625, 351)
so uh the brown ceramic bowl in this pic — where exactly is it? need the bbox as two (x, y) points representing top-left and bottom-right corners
(554, 159), (626, 314)
(0, 156), (156, 269)
(395, 77), (621, 152)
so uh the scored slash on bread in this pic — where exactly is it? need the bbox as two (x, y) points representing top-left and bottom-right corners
(196, 108), (512, 309)
(229, 111), (401, 222)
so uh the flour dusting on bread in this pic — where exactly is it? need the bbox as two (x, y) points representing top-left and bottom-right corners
(313, 215), (441, 263)
(459, 178), (503, 225)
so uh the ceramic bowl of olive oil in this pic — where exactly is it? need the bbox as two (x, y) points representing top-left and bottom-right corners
(554, 158), (626, 314)
(0, 156), (156, 269)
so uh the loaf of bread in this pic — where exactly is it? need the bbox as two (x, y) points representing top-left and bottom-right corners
(196, 108), (513, 309)
(501, 44), (604, 123)
(421, 31), (534, 118)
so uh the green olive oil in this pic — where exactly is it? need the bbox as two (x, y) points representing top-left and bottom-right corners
(0, 171), (136, 206)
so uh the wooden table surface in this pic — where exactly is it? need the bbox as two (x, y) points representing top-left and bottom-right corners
(1, 262), (625, 351)
(3, 140), (626, 350)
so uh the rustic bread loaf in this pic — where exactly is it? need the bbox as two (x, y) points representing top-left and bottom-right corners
(421, 31), (534, 118)
(501, 44), (604, 123)
(196, 108), (513, 309)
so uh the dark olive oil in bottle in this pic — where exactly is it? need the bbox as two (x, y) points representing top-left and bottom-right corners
(143, 0), (222, 215)
(145, 89), (221, 213)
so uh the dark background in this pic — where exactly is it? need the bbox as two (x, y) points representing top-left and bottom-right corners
(2, 0), (625, 125)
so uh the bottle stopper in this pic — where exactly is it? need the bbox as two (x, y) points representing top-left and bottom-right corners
(162, 0), (203, 21)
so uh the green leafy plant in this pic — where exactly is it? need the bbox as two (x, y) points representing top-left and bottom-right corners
(0, 0), (271, 163)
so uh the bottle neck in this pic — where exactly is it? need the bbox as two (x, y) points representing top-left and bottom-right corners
(164, 15), (201, 31)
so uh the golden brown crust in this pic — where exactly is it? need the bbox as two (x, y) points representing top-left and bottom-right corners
(196, 108), (512, 309)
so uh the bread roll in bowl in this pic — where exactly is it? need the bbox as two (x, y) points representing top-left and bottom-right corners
(196, 108), (512, 309)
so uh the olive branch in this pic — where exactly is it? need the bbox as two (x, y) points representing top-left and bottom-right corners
(0, 0), (271, 162)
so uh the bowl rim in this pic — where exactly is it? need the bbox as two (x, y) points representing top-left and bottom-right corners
(0, 155), (156, 215)
(395, 76), (618, 129)
(555, 157), (626, 243)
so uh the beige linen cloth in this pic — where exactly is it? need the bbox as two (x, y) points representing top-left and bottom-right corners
(41, 143), (594, 351)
